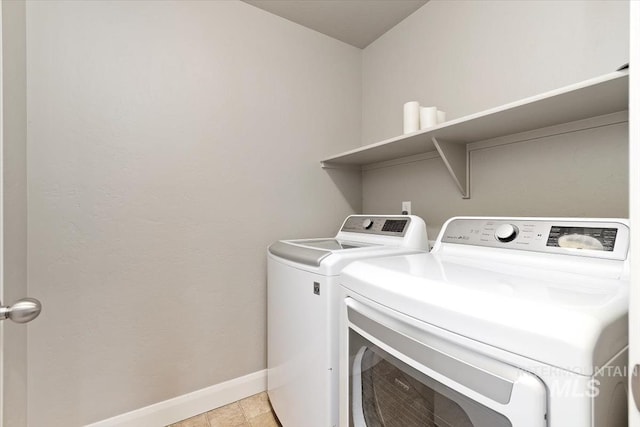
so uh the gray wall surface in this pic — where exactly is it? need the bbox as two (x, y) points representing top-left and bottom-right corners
(1, 1), (28, 426)
(26, 1), (361, 425)
(361, 0), (630, 238)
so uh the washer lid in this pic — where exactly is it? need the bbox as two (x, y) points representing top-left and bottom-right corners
(340, 253), (628, 375)
(268, 241), (330, 267)
(268, 239), (375, 267)
(295, 239), (372, 251)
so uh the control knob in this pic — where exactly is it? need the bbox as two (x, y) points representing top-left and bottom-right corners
(362, 219), (374, 230)
(495, 224), (518, 242)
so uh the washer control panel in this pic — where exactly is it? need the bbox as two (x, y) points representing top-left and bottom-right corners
(441, 218), (629, 260)
(340, 216), (410, 237)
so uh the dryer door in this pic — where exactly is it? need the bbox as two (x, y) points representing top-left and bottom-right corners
(343, 298), (547, 427)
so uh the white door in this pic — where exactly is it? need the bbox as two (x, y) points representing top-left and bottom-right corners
(0, 1), (41, 426)
(630, 1), (640, 425)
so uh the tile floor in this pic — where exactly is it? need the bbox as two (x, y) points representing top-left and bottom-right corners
(168, 392), (282, 427)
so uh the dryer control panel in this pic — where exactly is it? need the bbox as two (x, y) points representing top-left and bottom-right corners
(440, 218), (630, 260)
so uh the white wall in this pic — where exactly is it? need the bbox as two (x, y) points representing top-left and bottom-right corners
(26, 1), (361, 425)
(1, 1), (28, 426)
(361, 0), (630, 237)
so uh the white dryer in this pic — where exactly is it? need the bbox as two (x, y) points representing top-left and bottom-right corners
(339, 217), (629, 427)
(267, 215), (428, 427)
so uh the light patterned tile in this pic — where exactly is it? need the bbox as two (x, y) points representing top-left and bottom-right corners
(169, 393), (280, 427)
(170, 413), (209, 427)
(248, 411), (281, 427)
(239, 392), (272, 419)
(206, 401), (247, 427)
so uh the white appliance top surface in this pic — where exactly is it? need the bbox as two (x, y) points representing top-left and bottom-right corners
(293, 238), (373, 251)
(340, 217), (630, 375)
(270, 239), (420, 275)
(268, 215), (429, 274)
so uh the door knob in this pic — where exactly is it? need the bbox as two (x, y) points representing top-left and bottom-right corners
(0, 298), (42, 324)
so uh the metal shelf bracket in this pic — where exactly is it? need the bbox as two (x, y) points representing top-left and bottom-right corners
(432, 137), (470, 199)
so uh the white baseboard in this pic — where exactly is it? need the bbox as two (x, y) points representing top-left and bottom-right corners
(85, 369), (267, 427)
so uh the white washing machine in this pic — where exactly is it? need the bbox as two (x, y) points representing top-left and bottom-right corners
(267, 215), (429, 427)
(339, 216), (629, 427)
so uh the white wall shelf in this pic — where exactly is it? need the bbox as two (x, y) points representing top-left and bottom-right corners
(321, 70), (629, 199)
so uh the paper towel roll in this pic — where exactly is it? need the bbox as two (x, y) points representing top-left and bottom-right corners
(437, 110), (446, 124)
(420, 106), (437, 130)
(403, 102), (420, 134)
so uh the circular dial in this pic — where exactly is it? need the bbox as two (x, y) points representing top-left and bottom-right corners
(495, 224), (519, 242)
(362, 219), (374, 230)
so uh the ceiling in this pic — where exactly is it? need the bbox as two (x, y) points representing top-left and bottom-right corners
(242, 0), (428, 49)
